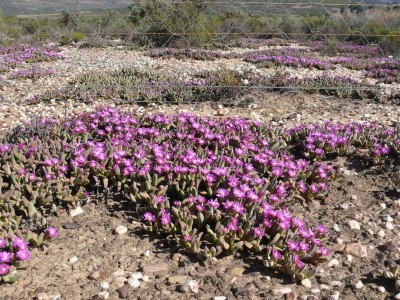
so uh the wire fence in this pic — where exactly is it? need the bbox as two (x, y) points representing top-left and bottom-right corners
(0, 0), (400, 105)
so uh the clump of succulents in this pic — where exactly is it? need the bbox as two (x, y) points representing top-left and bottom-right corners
(1, 106), (399, 283)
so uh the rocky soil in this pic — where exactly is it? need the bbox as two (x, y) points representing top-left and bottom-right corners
(0, 45), (400, 300)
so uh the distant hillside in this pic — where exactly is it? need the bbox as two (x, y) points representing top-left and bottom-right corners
(0, 0), (399, 16)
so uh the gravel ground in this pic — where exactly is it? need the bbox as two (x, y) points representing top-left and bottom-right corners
(0, 45), (400, 300)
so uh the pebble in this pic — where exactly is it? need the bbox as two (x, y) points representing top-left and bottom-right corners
(113, 277), (126, 288)
(116, 286), (129, 299)
(127, 278), (140, 289)
(344, 243), (368, 258)
(37, 293), (49, 300)
(271, 287), (292, 296)
(380, 203), (387, 209)
(329, 281), (342, 287)
(142, 275), (150, 282)
(377, 286), (386, 293)
(348, 219), (361, 230)
(301, 278), (312, 289)
(168, 275), (190, 284)
(97, 291), (109, 300)
(180, 280), (200, 293)
(230, 266), (245, 276)
(355, 280), (364, 289)
(333, 224), (340, 232)
(310, 288), (320, 294)
(143, 249), (151, 257)
(52, 293), (62, 300)
(347, 255), (353, 262)
(320, 284), (330, 290)
(68, 256), (78, 264)
(130, 272), (143, 280)
(386, 222), (394, 230)
(213, 297), (227, 300)
(100, 281), (109, 290)
(112, 269), (125, 277)
(69, 206), (83, 218)
(328, 258), (340, 267)
(88, 272), (100, 280)
(376, 229), (385, 238)
(142, 262), (168, 273)
(115, 225), (128, 235)
(331, 291), (340, 300)
(393, 200), (400, 208)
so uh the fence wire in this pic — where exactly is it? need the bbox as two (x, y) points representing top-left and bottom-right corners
(0, 0), (399, 105)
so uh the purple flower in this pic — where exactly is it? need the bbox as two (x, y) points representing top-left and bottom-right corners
(253, 227), (265, 238)
(0, 263), (10, 275)
(13, 237), (28, 250)
(272, 249), (282, 260)
(319, 247), (330, 257)
(160, 210), (171, 226)
(287, 240), (299, 251)
(143, 212), (156, 222)
(0, 251), (12, 263)
(16, 249), (31, 261)
(46, 227), (59, 238)
(0, 238), (6, 248)
(316, 224), (329, 235)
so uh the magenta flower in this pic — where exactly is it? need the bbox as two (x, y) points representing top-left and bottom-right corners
(0, 263), (10, 275)
(319, 247), (330, 257)
(0, 251), (12, 263)
(143, 212), (156, 222)
(272, 249), (282, 260)
(16, 249), (31, 261)
(13, 237), (28, 250)
(0, 238), (6, 248)
(46, 227), (59, 238)
(253, 227), (265, 238)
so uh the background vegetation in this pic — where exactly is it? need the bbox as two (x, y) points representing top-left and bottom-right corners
(0, 2), (399, 54)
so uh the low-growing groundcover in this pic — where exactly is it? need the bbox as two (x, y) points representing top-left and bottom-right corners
(0, 107), (399, 286)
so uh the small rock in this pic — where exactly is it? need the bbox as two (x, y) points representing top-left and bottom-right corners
(213, 297), (227, 300)
(347, 255), (353, 262)
(271, 287), (292, 296)
(130, 272), (142, 280)
(344, 243), (368, 258)
(328, 258), (340, 267)
(143, 249), (151, 257)
(355, 280), (364, 289)
(376, 230), (385, 238)
(348, 219), (361, 230)
(69, 206), (83, 218)
(142, 262), (168, 273)
(68, 256), (78, 264)
(301, 278), (312, 289)
(37, 293), (49, 300)
(393, 200), (400, 208)
(377, 286), (386, 293)
(99, 271), (110, 280)
(88, 271), (100, 280)
(395, 293), (400, 300)
(180, 279), (199, 293)
(97, 291), (109, 300)
(127, 278), (140, 289)
(320, 284), (330, 290)
(115, 225), (128, 235)
(380, 203), (387, 209)
(333, 224), (340, 232)
(383, 241), (396, 251)
(168, 275), (189, 284)
(172, 253), (182, 262)
(331, 291), (340, 300)
(142, 275), (150, 282)
(112, 269), (125, 277)
(113, 277), (126, 288)
(329, 281), (342, 287)
(230, 266), (245, 276)
(386, 222), (394, 230)
(100, 281), (110, 290)
(116, 286), (129, 299)
(52, 293), (62, 300)
(310, 288), (320, 294)
(285, 292), (297, 300)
